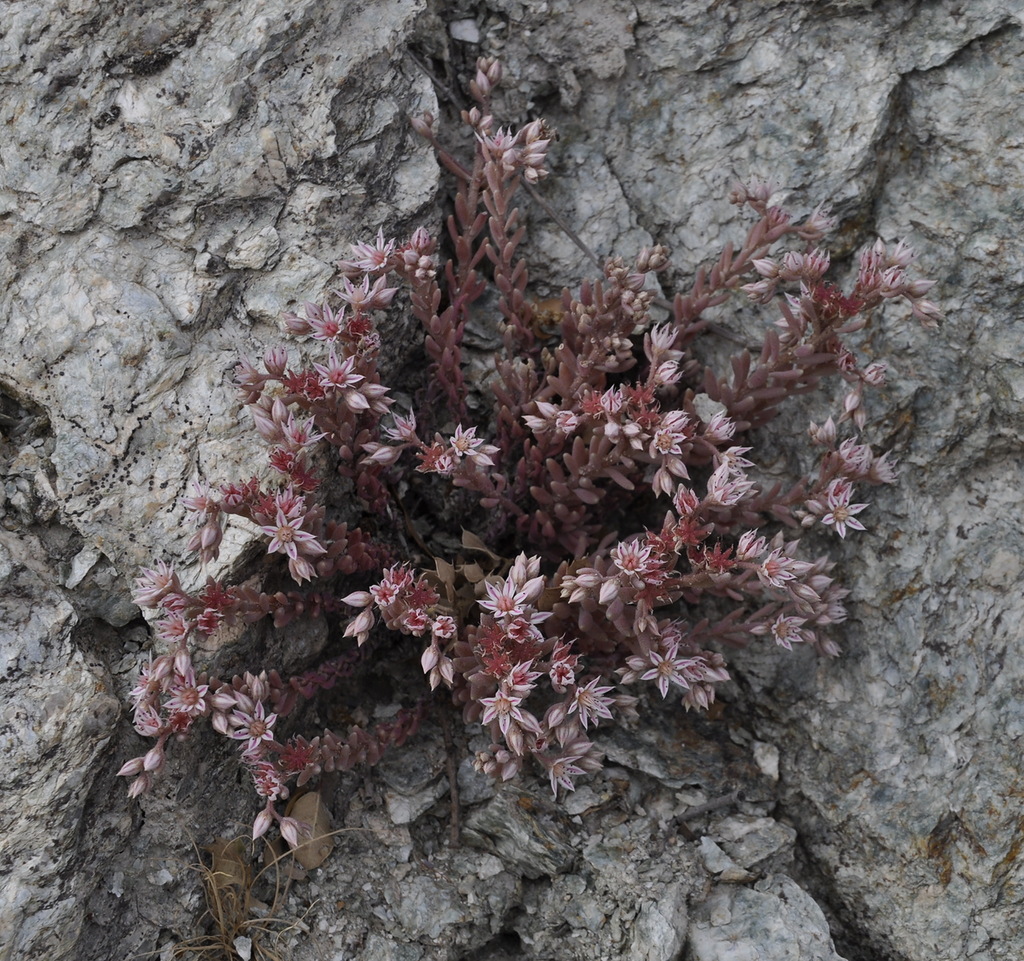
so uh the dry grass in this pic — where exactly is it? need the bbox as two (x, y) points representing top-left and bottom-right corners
(170, 837), (311, 961)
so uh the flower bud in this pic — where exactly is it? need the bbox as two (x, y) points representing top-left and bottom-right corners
(210, 688), (237, 712)
(280, 817), (302, 848)
(233, 691), (255, 717)
(143, 745), (165, 772)
(421, 644), (440, 674)
(128, 773), (152, 798)
(343, 608), (374, 638)
(473, 67), (491, 98)
(249, 672), (269, 703)
(253, 807), (273, 841)
(808, 418), (837, 446)
(173, 647), (192, 678)
(505, 723), (525, 756)
(200, 522), (221, 551)
(117, 756), (146, 777)
(282, 311), (312, 336)
(410, 113), (434, 138)
(263, 346), (289, 377)
(544, 701), (569, 730)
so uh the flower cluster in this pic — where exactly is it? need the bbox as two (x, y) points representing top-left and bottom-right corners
(122, 58), (939, 838)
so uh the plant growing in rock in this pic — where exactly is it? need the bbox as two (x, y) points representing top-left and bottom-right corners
(120, 58), (940, 844)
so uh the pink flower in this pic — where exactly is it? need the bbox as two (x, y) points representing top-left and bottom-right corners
(570, 678), (615, 729)
(281, 414), (326, 450)
(287, 555), (318, 584)
(401, 609), (430, 635)
(165, 669), (209, 717)
(334, 274), (397, 312)
(155, 614), (191, 644)
(129, 656), (172, 706)
(611, 540), (654, 579)
(821, 481), (868, 538)
(861, 362), (887, 387)
(506, 661), (541, 696)
(181, 482), (218, 515)
(338, 227), (396, 273)
(554, 410), (581, 434)
(767, 614), (808, 651)
(622, 645), (696, 699)
(639, 651), (691, 698)
(757, 549), (809, 589)
(673, 485), (701, 516)
(547, 753), (586, 795)
(869, 452), (899, 485)
(195, 609), (222, 635)
(133, 707), (163, 738)
(549, 659), (576, 692)
(649, 410), (691, 457)
(432, 615), (457, 639)
(736, 531), (767, 561)
(313, 349), (364, 391)
(479, 580), (530, 619)
(480, 690), (527, 737)
(231, 701), (278, 754)
(133, 561), (180, 609)
(448, 425), (499, 466)
(384, 411), (419, 443)
(449, 424), (483, 457)
(251, 761), (286, 801)
(273, 487), (307, 520)
(417, 443), (455, 475)
(703, 412), (736, 443)
(716, 446), (754, 474)
(837, 438), (873, 476)
(370, 581), (399, 607)
(260, 510), (326, 561)
(705, 464), (754, 507)
(522, 401), (558, 433)
(308, 303), (345, 341)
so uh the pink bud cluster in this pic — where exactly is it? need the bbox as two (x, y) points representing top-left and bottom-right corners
(476, 118), (552, 185)
(362, 417), (500, 478)
(124, 566), (426, 835)
(341, 554), (632, 794)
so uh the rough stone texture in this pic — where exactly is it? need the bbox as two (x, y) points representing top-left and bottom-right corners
(0, 0), (438, 585)
(0, 528), (120, 959)
(688, 875), (845, 961)
(2, 0), (1023, 959)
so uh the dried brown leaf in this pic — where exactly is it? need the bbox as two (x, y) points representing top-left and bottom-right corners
(460, 529), (502, 563)
(204, 836), (250, 892)
(284, 792), (334, 869)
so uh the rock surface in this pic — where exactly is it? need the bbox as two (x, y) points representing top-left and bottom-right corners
(2, 0), (1022, 959)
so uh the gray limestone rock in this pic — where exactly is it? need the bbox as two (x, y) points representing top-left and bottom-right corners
(0, 528), (120, 959)
(462, 790), (578, 880)
(3, 0), (1023, 959)
(689, 875), (847, 961)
